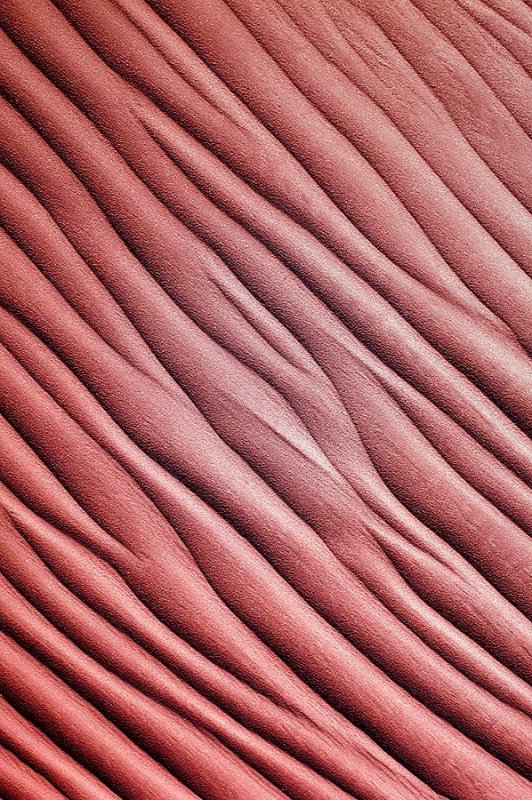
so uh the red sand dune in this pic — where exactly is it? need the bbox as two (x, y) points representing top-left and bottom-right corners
(0, 1), (531, 798)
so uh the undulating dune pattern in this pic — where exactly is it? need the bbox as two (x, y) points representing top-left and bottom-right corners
(0, 0), (531, 798)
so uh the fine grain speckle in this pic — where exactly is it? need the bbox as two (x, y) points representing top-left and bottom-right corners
(0, 1), (531, 798)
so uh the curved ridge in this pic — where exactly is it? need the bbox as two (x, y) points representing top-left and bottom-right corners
(0, 1), (531, 799)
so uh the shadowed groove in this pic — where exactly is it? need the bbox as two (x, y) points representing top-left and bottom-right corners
(0, 0), (531, 798)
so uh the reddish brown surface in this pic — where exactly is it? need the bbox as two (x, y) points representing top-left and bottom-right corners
(0, 1), (531, 798)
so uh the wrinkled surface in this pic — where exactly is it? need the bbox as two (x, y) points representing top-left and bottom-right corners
(0, 0), (531, 798)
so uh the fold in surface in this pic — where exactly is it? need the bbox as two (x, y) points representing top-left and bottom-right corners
(0, 1), (531, 798)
